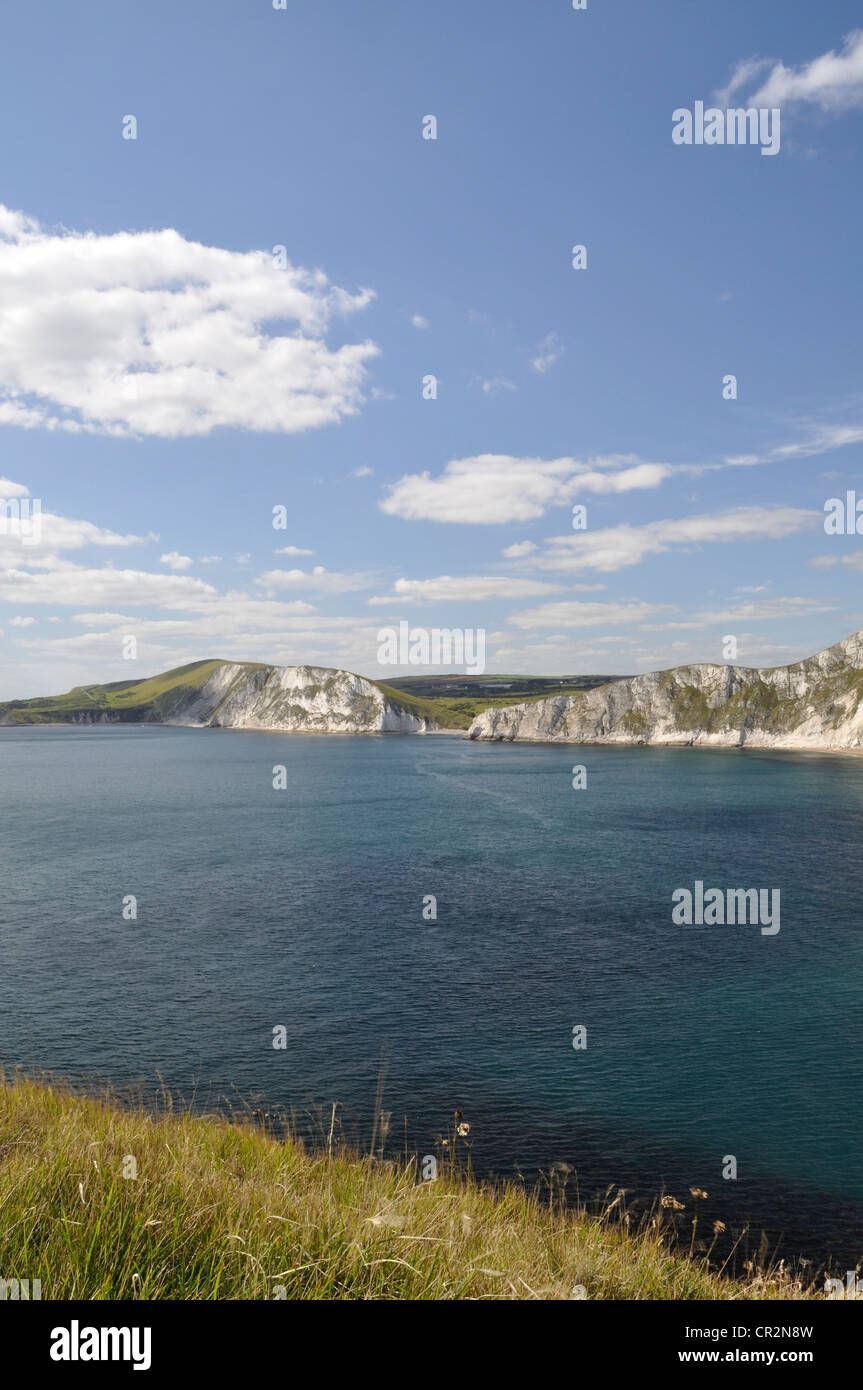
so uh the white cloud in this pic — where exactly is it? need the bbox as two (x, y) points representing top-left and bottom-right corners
(715, 57), (776, 107)
(745, 30), (863, 113)
(488, 634), (636, 673)
(71, 612), (137, 625)
(0, 477), (30, 498)
(809, 553), (863, 570)
(367, 575), (567, 605)
(532, 332), (563, 374)
(574, 461), (676, 494)
(275, 545), (315, 556)
(725, 421), (863, 467)
(0, 204), (379, 438)
(2, 514), (149, 557)
(411, 315), (429, 329)
(255, 565), (373, 594)
(9, 615), (36, 627)
(508, 600), (666, 630)
(695, 597), (838, 622)
(0, 565), (220, 608)
(523, 507), (818, 574)
(480, 377), (517, 395)
(160, 551), (193, 571)
(353, 465), (373, 477)
(380, 453), (673, 524)
(502, 540), (537, 558)
(0, 483), (149, 563)
(199, 555), (222, 563)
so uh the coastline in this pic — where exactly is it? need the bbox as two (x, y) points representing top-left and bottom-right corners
(4, 721), (863, 752)
(465, 734), (863, 756)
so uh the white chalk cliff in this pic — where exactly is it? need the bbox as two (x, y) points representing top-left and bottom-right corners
(466, 631), (863, 750)
(0, 659), (436, 732)
(169, 663), (433, 734)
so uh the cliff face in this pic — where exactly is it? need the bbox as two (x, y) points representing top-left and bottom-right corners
(466, 631), (863, 750)
(0, 661), (434, 733)
(172, 663), (432, 734)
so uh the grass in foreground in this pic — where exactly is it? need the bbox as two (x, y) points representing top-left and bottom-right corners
(0, 1076), (819, 1301)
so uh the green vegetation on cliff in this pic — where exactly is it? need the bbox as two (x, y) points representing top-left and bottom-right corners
(0, 659), (238, 725)
(372, 681), (469, 728)
(0, 661), (617, 732)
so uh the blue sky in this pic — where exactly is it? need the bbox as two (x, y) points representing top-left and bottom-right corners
(1, 0), (862, 697)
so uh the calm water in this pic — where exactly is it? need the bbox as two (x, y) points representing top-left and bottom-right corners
(1, 725), (861, 1269)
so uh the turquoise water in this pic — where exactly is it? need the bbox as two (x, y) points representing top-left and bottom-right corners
(1, 725), (861, 1265)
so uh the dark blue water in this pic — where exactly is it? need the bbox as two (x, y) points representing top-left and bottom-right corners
(1, 726), (861, 1269)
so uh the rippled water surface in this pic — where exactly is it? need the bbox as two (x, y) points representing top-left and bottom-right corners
(1, 725), (861, 1266)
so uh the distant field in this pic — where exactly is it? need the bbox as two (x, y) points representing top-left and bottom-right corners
(380, 673), (627, 727)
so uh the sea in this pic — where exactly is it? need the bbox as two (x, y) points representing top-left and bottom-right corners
(1, 724), (861, 1271)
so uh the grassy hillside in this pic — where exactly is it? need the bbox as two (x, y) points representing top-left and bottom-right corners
(0, 1076), (817, 1300)
(0, 659), (237, 725)
(372, 680), (472, 729)
(0, 663), (488, 731)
